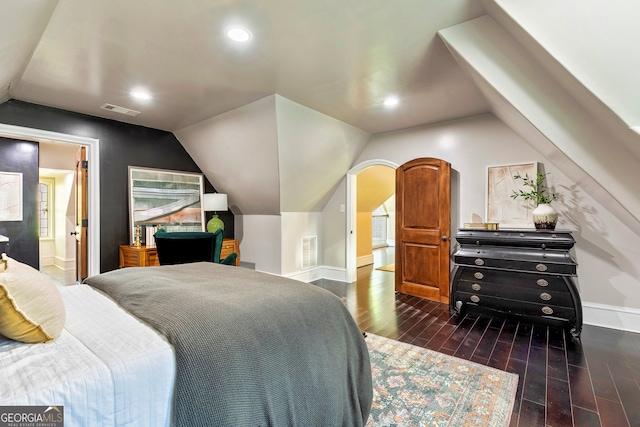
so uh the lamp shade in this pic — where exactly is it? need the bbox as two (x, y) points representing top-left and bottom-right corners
(202, 193), (227, 212)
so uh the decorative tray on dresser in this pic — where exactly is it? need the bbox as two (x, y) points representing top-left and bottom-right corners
(450, 228), (582, 337)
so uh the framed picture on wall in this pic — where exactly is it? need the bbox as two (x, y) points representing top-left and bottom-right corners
(486, 162), (538, 228)
(0, 171), (23, 222)
(128, 167), (205, 244)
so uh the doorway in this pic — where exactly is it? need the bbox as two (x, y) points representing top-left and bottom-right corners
(0, 123), (100, 278)
(39, 167), (76, 285)
(346, 159), (399, 282)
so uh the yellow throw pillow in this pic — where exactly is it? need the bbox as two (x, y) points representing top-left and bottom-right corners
(0, 254), (66, 343)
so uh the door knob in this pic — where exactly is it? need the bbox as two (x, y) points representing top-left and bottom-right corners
(441, 236), (448, 241)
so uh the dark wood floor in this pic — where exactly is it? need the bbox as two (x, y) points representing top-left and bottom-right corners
(312, 248), (640, 427)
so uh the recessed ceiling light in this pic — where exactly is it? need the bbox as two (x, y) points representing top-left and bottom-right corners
(226, 27), (252, 42)
(130, 87), (152, 101)
(383, 96), (399, 107)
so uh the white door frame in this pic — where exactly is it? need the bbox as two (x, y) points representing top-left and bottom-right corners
(0, 123), (100, 277)
(346, 159), (399, 283)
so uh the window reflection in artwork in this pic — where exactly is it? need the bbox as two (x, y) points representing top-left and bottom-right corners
(128, 167), (204, 244)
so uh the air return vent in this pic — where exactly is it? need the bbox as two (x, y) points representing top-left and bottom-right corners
(302, 236), (317, 270)
(100, 103), (141, 116)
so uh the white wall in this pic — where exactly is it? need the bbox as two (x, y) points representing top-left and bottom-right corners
(281, 212), (323, 280)
(323, 113), (640, 324)
(175, 96), (281, 215)
(275, 96), (370, 212)
(323, 178), (348, 269)
(236, 215), (282, 275)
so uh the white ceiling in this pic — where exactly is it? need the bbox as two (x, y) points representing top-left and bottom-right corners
(0, 0), (490, 134)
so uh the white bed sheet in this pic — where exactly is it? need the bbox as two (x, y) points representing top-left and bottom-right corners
(0, 284), (176, 427)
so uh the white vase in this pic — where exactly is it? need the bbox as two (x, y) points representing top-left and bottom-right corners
(532, 203), (558, 230)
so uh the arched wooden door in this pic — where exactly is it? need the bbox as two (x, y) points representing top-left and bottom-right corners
(395, 158), (451, 303)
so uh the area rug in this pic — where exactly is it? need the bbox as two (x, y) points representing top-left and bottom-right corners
(376, 263), (395, 272)
(365, 333), (518, 427)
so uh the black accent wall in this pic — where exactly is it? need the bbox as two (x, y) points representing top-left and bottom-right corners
(0, 100), (234, 273)
(0, 137), (39, 268)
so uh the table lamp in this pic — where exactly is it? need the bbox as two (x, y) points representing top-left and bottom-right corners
(203, 193), (228, 233)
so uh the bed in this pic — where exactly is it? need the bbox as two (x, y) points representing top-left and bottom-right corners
(2, 261), (372, 426)
(0, 284), (175, 427)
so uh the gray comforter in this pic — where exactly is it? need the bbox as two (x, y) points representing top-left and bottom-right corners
(84, 262), (372, 426)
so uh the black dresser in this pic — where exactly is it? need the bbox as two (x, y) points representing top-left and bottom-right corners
(450, 228), (582, 337)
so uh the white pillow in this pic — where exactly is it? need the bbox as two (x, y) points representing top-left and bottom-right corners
(0, 254), (66, 343)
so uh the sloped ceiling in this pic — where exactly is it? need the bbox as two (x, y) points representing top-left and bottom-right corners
(0, 1), (58, 103)
(439, 5), (640, 236)
(175, 95), (370, 215)
(357, 165), (395, 212)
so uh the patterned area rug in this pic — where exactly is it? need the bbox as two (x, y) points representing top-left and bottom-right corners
(365, 333), (517, 427)
(376, 264), (395, 272)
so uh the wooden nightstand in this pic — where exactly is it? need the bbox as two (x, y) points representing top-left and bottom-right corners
(119, 238), (240, 268)
(119, 245), (159, 268)
(220, 239), (240, 266)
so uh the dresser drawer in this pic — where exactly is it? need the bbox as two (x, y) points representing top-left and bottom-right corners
(457, 280), (573, 307)
(457, 268), (570, 292)
(456, 229), (575, 249)
(454, 250), (576, 275)
(455, 291), (575, 320)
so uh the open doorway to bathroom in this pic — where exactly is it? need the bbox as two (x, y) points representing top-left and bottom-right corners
(39, 141), (79, 286)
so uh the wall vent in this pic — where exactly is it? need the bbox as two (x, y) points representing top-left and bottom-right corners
(100, 103), (141, 116)
(302, 235), (317, 270)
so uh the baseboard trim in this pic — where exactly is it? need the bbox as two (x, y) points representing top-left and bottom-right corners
(583, 302), (640, 333)
(284, 267), (324, 283)
(283, 266), (348, 283)
(321, 266), (348, 282)
(54, 255), (75, 271)
(356, 254), (373, 268)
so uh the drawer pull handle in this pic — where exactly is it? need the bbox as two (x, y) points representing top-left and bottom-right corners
(541, 306), (554, 315)
(540, 292), (552, 301)
(476, 240), (480, 245)
(536, 263), (548, 272)
(537, 279), (549, 287)
(474, 272), (484, 280)
(471, 283), (481, 291)
(520, 233), (525, 237)
(541, 243), (546, 249)
(470, 295), (480, 303)
(474, 258), (485, 266)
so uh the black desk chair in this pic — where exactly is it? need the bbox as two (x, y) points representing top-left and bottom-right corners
(154, 229), (237, 266)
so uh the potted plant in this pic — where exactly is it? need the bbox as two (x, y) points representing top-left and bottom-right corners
(511, 172), (559, 230)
